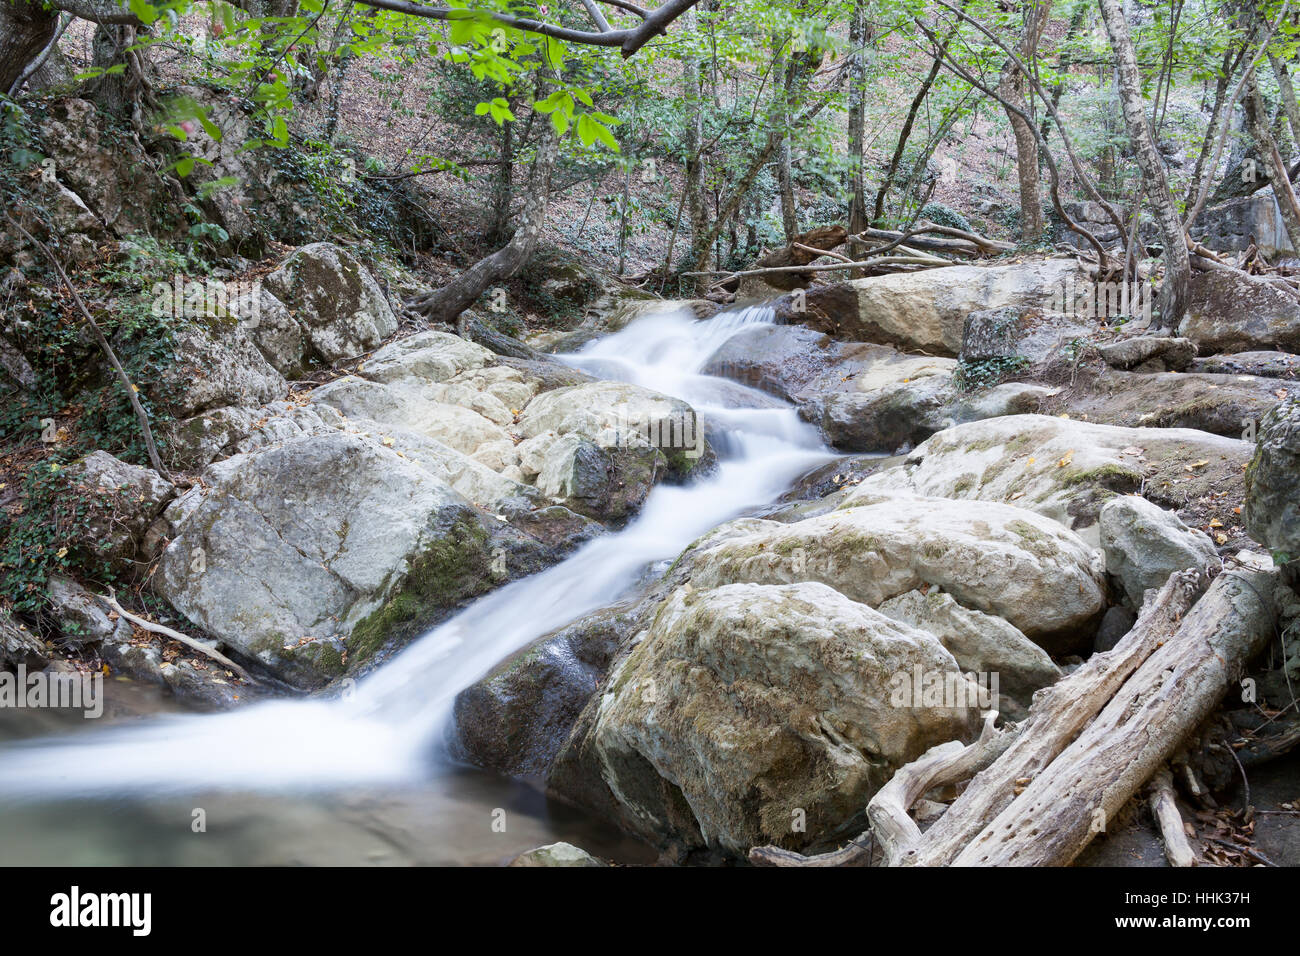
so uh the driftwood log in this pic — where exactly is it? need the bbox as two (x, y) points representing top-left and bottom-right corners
(946, 569), (1275, 866)
(751, 565), (1277, 867)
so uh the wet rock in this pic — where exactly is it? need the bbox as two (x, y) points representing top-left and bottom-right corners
(1099, 495), (1221, 607)
(153, 431), (505, 689)
(454, 606), (634, 775)
(508, 842), (607, 867)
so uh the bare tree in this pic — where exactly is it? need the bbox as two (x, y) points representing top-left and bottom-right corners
(1097, 0), (1191, 327)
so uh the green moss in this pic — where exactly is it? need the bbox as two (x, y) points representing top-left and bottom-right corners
(1006, 518), (1057, 558)
(1059, 463), (1143, 489)
(347, 517), (491, 666)
(953, 475), (974, 495)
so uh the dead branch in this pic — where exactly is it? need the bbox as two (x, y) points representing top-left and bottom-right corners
(100, 591), (257, 683)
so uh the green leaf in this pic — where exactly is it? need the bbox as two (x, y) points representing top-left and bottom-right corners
(127, 0), (159, 25)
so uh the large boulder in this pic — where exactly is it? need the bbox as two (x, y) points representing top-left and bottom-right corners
(308, 376), (512, 457)
(153, 431), (505, 688)
(850, 415), (1254, 544)
(585, 582), (981, 855)
(228, 284), (310, 379)
(1099, 495), (1221, 607)
(781, 259), (1084, 355)
(264, 243), (398, 363)
(515, 380), (710, 519)
(1049, 367), (1282, 439)
(702, 326), (1052, 453)
(694, 494), (1106, 649)
(1245, 396), (1300, 560)
(1180, 270), (1300, 354)
(1193, 351), (1300, 379)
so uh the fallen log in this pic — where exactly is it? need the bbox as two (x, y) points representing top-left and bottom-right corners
(903, 569), (1206, 866)
(946, 568), (1276, 866)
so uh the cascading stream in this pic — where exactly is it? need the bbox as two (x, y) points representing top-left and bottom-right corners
(0, 303), (833, 800)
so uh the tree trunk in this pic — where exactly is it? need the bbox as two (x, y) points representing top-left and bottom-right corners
(408, 122), (557, 322)
(1098, 0), (1192, 328)
(684, 11), (710, 293)
(1269, 52), (1300, 150)
(485, 110), (516, 247)
(947, 569), (1275, 866)
(845, 0), (870, 249)
(0, 0), (57, 94)
(777, 130), (797, 241)
(1243, 72), (1300, 253)
(998, 0), (1051, 240)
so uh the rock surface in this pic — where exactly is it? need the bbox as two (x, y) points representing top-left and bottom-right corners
(787, 259), (1084, 355)
(1245, 396), (1300, 560)
(1180, 270), (1300, 353)
(264, 243), (399, 363)
(585, 582), (981, 855)
(848, 414), (1253, 543)
(1099, 495), (1221, 606)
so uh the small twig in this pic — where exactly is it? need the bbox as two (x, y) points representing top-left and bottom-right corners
(100, 591), (256, 684)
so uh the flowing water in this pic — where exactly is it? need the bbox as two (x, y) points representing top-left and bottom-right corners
(0, 303), (835, 865)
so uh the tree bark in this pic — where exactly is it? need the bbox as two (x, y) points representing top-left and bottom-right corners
(0, 0), (58, 94)
(947, 569), (1275, 866)
(1242, 72), (1300, 253)
(407, 121), (557, 321)
(845, 0), (870, 249)
(998, 0), (1051, 239)
(1098, 0), (1192, 328)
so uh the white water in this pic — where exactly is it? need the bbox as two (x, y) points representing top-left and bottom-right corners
(0, 303), (833, 800)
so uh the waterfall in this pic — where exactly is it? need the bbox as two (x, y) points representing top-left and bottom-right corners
(0, 302), (832, 839)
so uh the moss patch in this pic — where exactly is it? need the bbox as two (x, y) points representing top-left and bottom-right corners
(347, 517), (492, 667)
